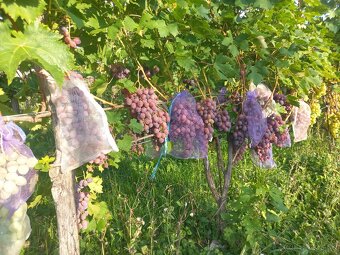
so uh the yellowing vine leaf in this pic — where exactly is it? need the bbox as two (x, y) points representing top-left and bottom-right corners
(0, 25), (73, 85)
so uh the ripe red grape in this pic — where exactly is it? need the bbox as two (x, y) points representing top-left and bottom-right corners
(214, 109), (231, 132)
(111, 64), (130, 79)
(125, 88), (169, 151)
(76, 177), (93, 230)
(169, 94), (207, 158)
(197, 98), (217, 141)
(273, 93), (292, 120)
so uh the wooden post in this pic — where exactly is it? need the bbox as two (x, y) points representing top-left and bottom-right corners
(37, 70), (80, 255)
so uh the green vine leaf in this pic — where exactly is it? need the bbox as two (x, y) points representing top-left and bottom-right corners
(1, 0), (46, 24)
(0, 24), (73, 85)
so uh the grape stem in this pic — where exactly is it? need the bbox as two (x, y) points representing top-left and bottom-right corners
(1, 111), (52, 123)
(93, 95), (124, 108)
(216, 138), (233, 216)
(203, 157), (220, 204)
(1, 106), (120, 123)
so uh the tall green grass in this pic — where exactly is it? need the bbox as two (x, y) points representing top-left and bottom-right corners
(24, 133), (339, 254)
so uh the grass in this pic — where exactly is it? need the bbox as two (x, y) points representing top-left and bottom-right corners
(23, 132), (339, 254)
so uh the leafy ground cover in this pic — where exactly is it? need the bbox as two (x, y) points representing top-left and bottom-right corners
(24, 130), (339, 255)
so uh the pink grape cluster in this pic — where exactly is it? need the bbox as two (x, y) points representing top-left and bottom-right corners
(131, 134), (144, 155)
(76, 178), (93, 230)
(110, 64), (130, 79)
(231, 114), (248, 162)
(141, 66), (160, 79)
(273, 93), (292, 119)
(229, 92), (243, 113)
(267, 114), (289, 147)
(125, 88), (170, 151)
(60, 27), (81, 48)
(197, 99), (217, 141)
(88, 153), (109, 169)
(253, 114), (289, 163)
(232, 114), (248, 147)
(169, 100), (207, 158)
(253, 129), (272, 162)
(214, 109), (231, 132)
(183, 78), (196, 87)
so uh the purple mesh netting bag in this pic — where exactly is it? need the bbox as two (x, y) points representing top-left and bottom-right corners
(243, 91), (267, 147)
(0, 118), (38, 217)
(168, 91), (207, 159)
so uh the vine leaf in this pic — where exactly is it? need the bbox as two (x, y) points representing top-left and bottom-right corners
(0, 24), (73, 85)
(1, 0), (46, 23)
(128, 119), (143, 134)
(117, 134), (133, 152)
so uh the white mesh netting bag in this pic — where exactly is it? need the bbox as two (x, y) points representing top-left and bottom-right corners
(292, 100), (311, 142)
(0, 203), (31, 255)
(47, 71), (118, 172)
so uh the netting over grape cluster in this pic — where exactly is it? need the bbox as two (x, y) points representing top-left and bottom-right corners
(293, 101), (311, 142)
(168, 91), (207, 159)
(0, 118), (38, 216)
(49, 73), (118, 172)
(243, 91), (267, 147)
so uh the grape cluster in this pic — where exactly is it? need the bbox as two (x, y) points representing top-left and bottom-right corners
(314, 83), (327, 99)
(183, 79), (196, 87)
(125, 88), (170, 151)
(0, 151), (37, 201)
(197, 99), (217, 141)
(60, 27), (81, 48)
(231, 114), (248, 162)
(253, 129), (272, 162)
(325, 91), (339, 139)
(216, 87), (228, 104)
(0, 203), (31, 254)
(169, 100), (207, 158)
(131, 134), (144, 155)
(76, 178), (92, 230)
(231, 114), (248, 147)
(229, 92), (243, 113)
(110, 64), (130, 79)
(266, 114), (289, 147)
(310, 100), (321, 126)
(273, 93), (292, 118)
(141, 66), (160, 79)
(88, 153), (109, 170)
(214, 109), (231, 132)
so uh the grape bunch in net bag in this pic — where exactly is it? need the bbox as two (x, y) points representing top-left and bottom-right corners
(0, 203), (31, 255)
(231, 113), (248, 163)
(168, 91), (207, 159)
(273, 93), (292, 120)
(39, 70), (119, 173)
(267, 114), (291, 148)
(0, 118), (38, 216)
(125, 88), (170, 152)
(251, 128), (276, 169)
(243, 91), (267, 147)
(292, 100), (311, 142)
(197, 98), (217, 141)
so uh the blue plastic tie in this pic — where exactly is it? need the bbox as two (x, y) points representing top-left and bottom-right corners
(150, 93), (180, 179)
